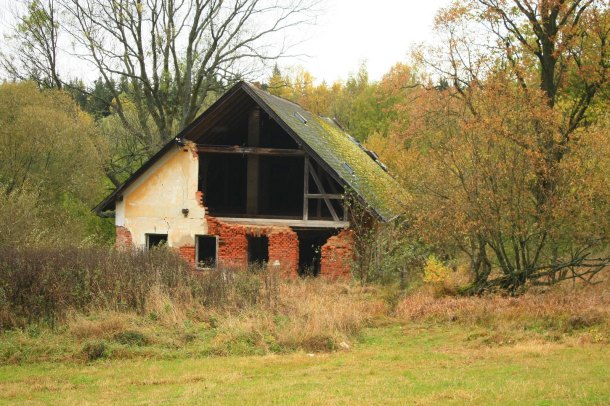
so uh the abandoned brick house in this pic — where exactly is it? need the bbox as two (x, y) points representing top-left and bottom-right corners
(95, 81), (405, 277)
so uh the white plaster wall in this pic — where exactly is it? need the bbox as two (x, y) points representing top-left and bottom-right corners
(115, 200), (125, 227)
(121, 143), (208, 248)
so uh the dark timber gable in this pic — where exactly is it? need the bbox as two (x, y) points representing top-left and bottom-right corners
(95, 81), (407, 223)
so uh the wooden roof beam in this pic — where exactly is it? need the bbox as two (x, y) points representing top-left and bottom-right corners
(197, 145), (304, 156)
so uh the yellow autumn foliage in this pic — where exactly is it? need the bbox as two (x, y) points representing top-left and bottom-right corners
(423, 255), (452, 284)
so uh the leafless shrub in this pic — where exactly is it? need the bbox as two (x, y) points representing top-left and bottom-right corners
(0, 245), (192, 329)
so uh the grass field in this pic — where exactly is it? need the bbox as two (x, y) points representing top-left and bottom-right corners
(1, 324), (609, 405)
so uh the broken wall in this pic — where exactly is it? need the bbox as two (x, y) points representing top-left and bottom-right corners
(113, 142), (353, 278)
(207, 217), (299, 277)
(320, 229), (353, 279)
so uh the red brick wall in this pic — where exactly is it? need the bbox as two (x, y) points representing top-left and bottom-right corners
(178, 245), (196, 267)
(115, 226), (133, 248)
(268, 229), (299, 278)
(320, 229), (353, 279)
(207, 217), (248, 269)
(207, 216), (298, 276)
(116, 217), (353, 279)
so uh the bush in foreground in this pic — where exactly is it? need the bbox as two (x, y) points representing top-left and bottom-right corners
(0, 245), (607, 364)
(0, 246), (193, 329)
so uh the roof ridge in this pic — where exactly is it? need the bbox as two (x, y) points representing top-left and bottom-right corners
(243, 81), (312, 113)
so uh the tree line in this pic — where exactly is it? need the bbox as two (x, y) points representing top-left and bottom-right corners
(0, 0), (608, 293)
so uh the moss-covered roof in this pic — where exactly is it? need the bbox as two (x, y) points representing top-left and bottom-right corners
(245, 83), (407, 221)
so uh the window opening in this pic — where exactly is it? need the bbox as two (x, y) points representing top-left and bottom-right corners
(248, 235), (269, 265)
(196, 235), (217, 268)
(146, 234), (168, 249)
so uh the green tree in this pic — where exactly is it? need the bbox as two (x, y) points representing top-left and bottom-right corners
(0, 82), (111, 245)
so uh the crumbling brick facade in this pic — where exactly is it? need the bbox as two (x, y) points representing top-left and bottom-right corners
(178, 246), (196, 267)
(320, 229), (353, 279)
(115, 226), (133, 248)
(207, 216), (299, 277)
(267, 229), (299, 278)
(116, 218), (353, 279)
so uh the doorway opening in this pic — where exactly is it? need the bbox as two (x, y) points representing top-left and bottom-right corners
(295, 229), (336, 277)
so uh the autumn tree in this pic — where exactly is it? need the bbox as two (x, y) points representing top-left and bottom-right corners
(379, 0), (610, 292)
(265, 63), (418, 141)
(266, 64), (294, 99)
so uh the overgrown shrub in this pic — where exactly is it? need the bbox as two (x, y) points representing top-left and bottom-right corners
(0, 245), (192, 329)
(0, 244), (289, 330)
(422, 255), (452, 284)
(347, 193), (427, 286)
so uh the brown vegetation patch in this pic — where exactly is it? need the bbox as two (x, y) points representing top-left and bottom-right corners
(396, 281), (610, 338)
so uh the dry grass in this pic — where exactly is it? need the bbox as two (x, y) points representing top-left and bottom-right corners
(210, 280), (388, 354)
(396, 277), (610, 341)
(1, 243), (608, 364)
(0, 277), (387, 363)
(68, 312), (128, 340)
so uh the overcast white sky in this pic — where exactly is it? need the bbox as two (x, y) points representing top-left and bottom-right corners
(0, 0), (452, 84)
(284, 0), (452, 83)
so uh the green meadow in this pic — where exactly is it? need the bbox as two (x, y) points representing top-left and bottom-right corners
(2, 324), (608, 405)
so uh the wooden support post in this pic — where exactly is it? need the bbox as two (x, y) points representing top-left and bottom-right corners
(305, 193), (343, 199)
(307, 160), (340, 221)
(303, 156), (309, 221)
(247, 108), (260, 215)
(320, 166), (345, 220)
